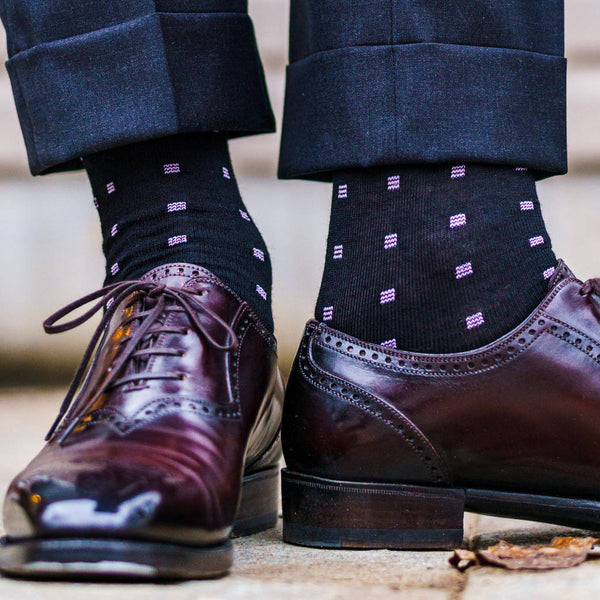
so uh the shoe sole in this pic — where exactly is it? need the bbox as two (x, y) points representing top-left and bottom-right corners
(282, 469), (600, 550)
(0, 467), (279, 581)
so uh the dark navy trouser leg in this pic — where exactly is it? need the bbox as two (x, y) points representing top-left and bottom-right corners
(0, 0), (275, 175)
(278, 1), (567, 181)
(1, 1), (567, 181)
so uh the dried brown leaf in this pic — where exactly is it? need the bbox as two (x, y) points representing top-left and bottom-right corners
(550, 537), (598, 551)
(478, 539), (589, 571)
(449, 537), (600, 572)
(449, 549), (478, 571)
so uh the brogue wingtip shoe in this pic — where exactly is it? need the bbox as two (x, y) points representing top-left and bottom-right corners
(0, 263), (283, 580)
(282, 260), (600, 550)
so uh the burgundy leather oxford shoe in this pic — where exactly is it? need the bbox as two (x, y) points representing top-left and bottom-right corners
(0, 263), (283, 579)
(282, 261), (600, 550)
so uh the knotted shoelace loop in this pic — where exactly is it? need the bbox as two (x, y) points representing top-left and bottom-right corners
(43, 279), (238, 443)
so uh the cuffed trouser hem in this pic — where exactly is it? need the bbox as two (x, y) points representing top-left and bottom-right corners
(6, 11), (275, 175)
(278, 43), (567, 181)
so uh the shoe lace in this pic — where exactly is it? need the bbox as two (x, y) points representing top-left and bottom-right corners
(580, 278), (600, 297)
(43, 279), (238, 444)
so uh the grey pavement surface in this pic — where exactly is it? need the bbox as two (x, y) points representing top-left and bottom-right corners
(1, 390), (600, 599)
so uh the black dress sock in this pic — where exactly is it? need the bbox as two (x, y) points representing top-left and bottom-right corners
(316, 164), (557, 353)
(82, 133), (273, 332)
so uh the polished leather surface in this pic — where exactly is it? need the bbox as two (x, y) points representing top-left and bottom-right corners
(4, 263), (283, 544)
(283, 261), (600, 499)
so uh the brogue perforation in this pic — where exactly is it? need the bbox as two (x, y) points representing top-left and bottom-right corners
(298, 332), (450, 485)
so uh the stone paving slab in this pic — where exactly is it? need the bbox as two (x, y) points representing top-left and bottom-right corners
(0, 578), (453, 600)
(234, 526), (459, 591)
(462, 561), (600, 600)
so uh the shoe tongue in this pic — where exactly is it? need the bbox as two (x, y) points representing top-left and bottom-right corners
(140, 263), (217, 289)
(548, 259), (575, 289)
(124, 263), (226, 379)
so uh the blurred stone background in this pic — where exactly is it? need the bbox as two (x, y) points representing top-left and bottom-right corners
(0, 0), (599, 384)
